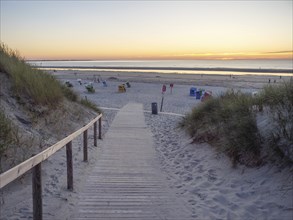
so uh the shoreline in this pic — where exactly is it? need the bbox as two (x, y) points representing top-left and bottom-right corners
(36, 65), (293, 75)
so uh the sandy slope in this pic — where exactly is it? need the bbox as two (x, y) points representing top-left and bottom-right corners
(146, 114), (292, 219)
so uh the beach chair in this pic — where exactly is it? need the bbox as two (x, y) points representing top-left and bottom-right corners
(190, 87), (196, 96)
(196, 91), (201, 99)
(118, 84), (126, 93)
(65, 81), (73, 87)
(85, 83), (95, 93)
(201, 91), (212, 102)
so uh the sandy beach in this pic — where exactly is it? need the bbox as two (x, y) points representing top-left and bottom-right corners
(1, 70), (292, 219)
(51, 69), (291, 89)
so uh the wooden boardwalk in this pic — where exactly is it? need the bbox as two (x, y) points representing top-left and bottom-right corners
(74, 103), (192, 220)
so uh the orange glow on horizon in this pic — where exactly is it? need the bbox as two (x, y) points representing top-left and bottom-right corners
(165, 51), (293, 61)
(24, 50), (293, 61)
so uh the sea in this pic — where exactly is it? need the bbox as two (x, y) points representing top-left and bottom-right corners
(27, 59), (293, 76)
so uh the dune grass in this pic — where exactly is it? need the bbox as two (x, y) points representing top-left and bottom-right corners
(61, 84), (78, 102)
(80, 98), (101, 113)
(0, 43), (103, 165)
(181, 90), (261, 166)
(181, 80), (293, 166)
(0, 110), (13, 156)
(1, 42), (102, 116)
(257, 79), (293, 162)
(0, 43), (65, 107)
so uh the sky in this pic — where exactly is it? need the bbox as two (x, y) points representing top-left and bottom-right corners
(0, 0), (292, 60)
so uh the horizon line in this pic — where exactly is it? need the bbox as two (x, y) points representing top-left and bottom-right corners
(26, 57), (293, 62)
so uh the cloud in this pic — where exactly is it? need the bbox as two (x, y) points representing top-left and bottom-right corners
(265, 51), (293, 54)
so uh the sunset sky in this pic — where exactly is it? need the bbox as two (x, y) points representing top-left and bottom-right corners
(1, 0), (292, 60)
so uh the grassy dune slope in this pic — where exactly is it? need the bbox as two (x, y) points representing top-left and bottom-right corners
(0, 43), (64, 106)
(181, 79), (293, 167)
(0, 43), (100, 171)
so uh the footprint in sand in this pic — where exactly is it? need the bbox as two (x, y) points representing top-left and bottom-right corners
(178, 153), (185, 158)
(197, 165), (204, 173)
(235, 191), (255, 199)
(195, 176), (203, 181)
(188, 199), (197, 205)
(184, 164), (190, 169)
(190, 159), (199, 167)
(206, 169), (217, 182)
(195, 192), (207, 200)
(183, 174), (193, 182)
(174, 160), (180, 165)
(213, 194), (230, 206)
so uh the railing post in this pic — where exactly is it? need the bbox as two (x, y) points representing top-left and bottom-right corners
(83, 130), (88, 162)
(66, 141), (73, 190)
(94, 121), (97, 147)
(32, 163), (42, 220)
(98, 116), (102, 140)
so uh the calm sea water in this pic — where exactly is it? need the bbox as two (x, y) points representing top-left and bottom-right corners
(27, 60), (293, 76)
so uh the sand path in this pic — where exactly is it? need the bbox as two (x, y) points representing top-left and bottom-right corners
(73, 102), (192, 219)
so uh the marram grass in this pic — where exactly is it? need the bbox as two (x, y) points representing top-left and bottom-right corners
(0, 43), (63, 106)
(1, 43), (101, 113)
(0, 109), (12, 156)
(181, 81), (293, 166)
(80, 98), (101, 113)
(181, 90), (260, 167)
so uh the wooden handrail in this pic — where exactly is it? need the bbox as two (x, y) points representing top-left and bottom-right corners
(0, 113), (102, 189)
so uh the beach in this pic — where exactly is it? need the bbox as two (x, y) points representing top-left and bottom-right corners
(62, 70), (292, 219)
(1, 70), (292, 219)
(2, 0), (293, 218)
(53, 69), (291, 89)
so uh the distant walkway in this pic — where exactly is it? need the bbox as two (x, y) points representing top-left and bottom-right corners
(74, 103), (191, 219)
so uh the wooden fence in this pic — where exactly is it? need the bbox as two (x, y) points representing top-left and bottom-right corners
(0, 114), (102, 220)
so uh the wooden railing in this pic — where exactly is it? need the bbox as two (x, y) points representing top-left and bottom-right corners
(0, 114), (102, 220)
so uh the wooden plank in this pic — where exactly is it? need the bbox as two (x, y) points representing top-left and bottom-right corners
(94, 122), (97, 147)
(83, 130), (88, 162)
(66, 141), (73, 190)
(0, 114), (102, 189)
(99, 117), (102, 140)
(32, 163), (42, 220)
